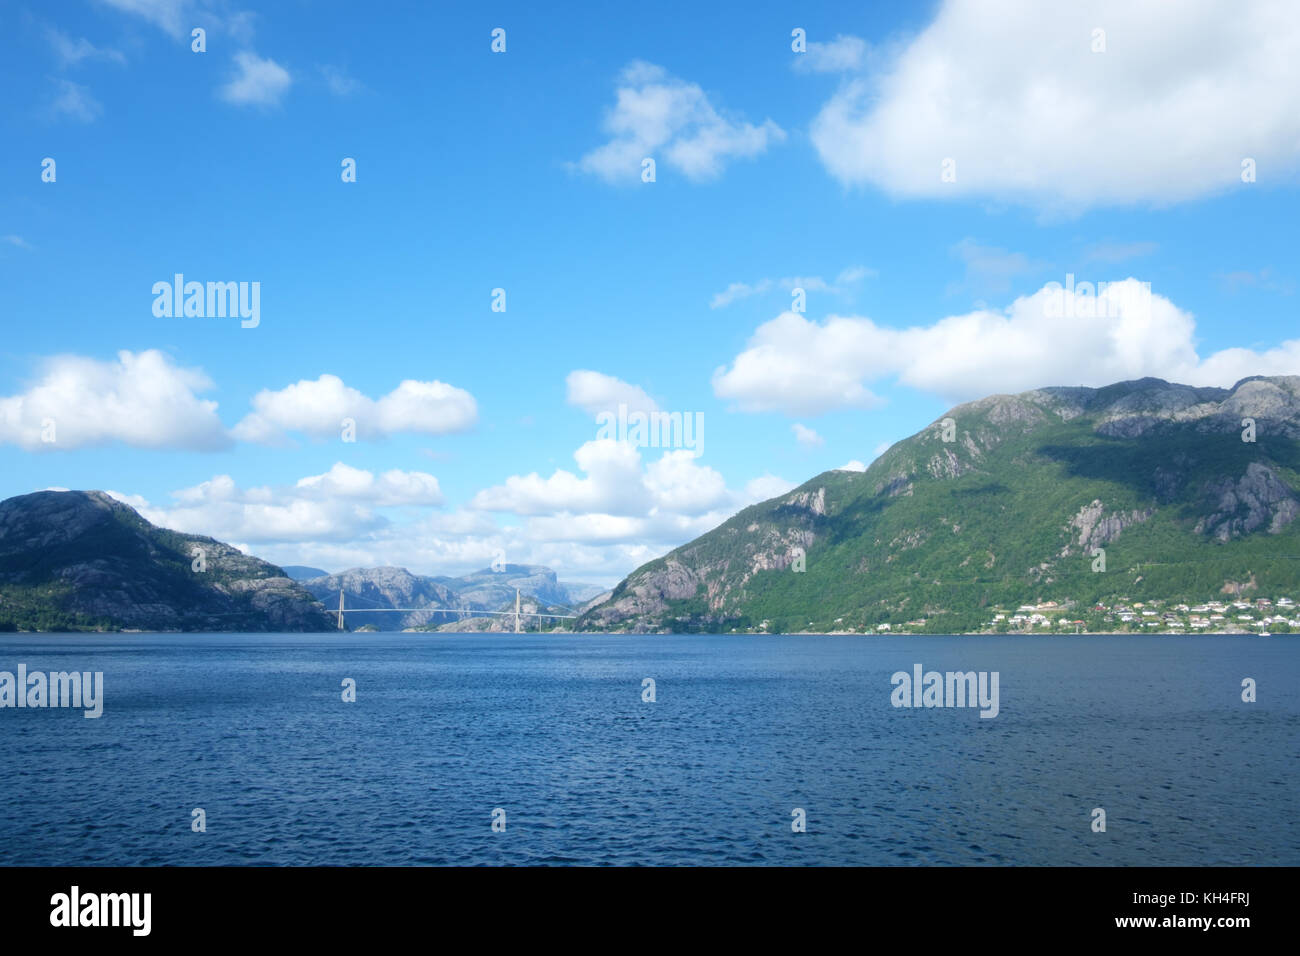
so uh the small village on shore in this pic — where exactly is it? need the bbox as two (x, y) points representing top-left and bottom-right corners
(871, 596), (1300, 635)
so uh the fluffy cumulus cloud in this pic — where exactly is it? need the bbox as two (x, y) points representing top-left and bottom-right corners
(120, 463), (444, 545)
(575, 61), (784, 183)
(713, 279), (1300, 414)
(469, 439), (792, 563)
(233, 374), (477, 444)
(294, 462), (443, 507)
(810, 0), (1300, 208)
(106, 446), (793, 587)
(471, 440), (652, 517)
(0, 350), (228, 451)
(219, 51), (291, 107)
(565, 370), (659, 417)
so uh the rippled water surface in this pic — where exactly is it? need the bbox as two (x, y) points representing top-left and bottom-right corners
(0, 633), (1296, 865)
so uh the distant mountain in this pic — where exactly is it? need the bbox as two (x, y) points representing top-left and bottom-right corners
(441, 564), (594, 611)
(427, 595), (576, 633)
(580, 376), (1300, 633)
(281, 565), (330, 581)
(0, 491), (334, 632)
(300, 563), (600, 631)
(301, 567), (464, 630)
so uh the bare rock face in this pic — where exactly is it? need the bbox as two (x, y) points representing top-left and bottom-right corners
(927, 448), (964, 479)
(1213, 377), (1300, 439)
(1094, 383), (1211, 437)
(0, 490), (335, 631)
(1195, 463), (1300, 541)
(782, 487), (826, 516)
(873, 475), (914, 497)
(1062, 500), (1153, 555)
(581, 559), (702, 632)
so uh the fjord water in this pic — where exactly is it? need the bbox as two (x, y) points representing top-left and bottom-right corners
(0, 634), (1295, 866)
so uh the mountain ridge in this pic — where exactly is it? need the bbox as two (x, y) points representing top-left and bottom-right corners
(578, 375), (1300, 633)
(0, 490), (334, 631)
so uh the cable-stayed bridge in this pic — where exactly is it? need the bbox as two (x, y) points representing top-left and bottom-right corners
(334, 588), (577, 632)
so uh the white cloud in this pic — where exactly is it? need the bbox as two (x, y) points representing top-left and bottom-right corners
(792, 423), (824, 448)
(1214, 268), (1295, 296)
(713, 278), (1300, 414)
(129, 475), (385, 544)
(794, 34), (868, 73)
(49, 79), (101, 122)
(0, 350), (228, 451)
(835, 265), (873, 285)
(709, 279), (773, 309)
(836, 460), (868, 472)
(295, 462), (443, 507)
(951, 239), (1045, 295)
(575, 61), (784, 183)
(98, 0), (254, 42)
(233, 374), (477, 444)
(644, 450), (728, 513)
(1, 235), (31, 250)
(98, 0), (189, 37)
(219, 51), (290, 107)
(471, 440), (650, 517)
(472, 439), (766, 529)
(320, 65), (359, 96)
(709, 265), (872, 309)
(711, 311), (889, 414)
(105, 450), (796, 588)
(809, 0), (1300, 208)
(565, 370), (659, 417)
(47, 29), (126, 66)
(742, 474), (797, 502)
(124, 462), (444, 545)
(1083, 241), (1159, 263)
(115, 444), (764, 585)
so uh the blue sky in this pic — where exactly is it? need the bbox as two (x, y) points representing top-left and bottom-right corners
(2, 0), (1298, 585)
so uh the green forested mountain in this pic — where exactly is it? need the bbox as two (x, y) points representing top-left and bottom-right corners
(579, 376), (1300, 634)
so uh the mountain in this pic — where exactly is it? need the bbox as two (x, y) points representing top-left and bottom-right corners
(439, 564), (595, 610)
(579, 376), (1300, 634)
(281, 565), (330, 581)
(427, 595), (576, 633)
(300, 563), (600, 631)
(0, 491), (334, 631)
(301, 567), (464, 630)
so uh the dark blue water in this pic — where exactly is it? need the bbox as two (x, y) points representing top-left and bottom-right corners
(0, 634), (1295, 865)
